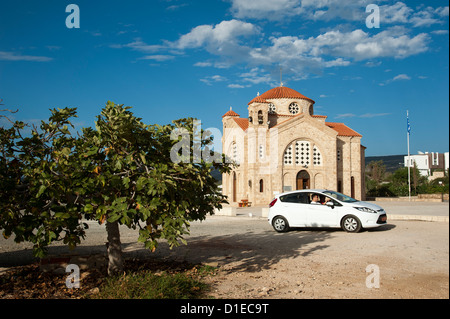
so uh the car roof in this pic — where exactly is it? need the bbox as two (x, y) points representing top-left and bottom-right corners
(276, 189), (328, 197)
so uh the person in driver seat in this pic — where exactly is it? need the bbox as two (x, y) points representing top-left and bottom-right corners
(310, 194), (321, 204)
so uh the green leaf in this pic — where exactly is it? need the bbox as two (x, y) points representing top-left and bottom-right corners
(54, 212), (71, 219)
(107, 213), (121, 223)
(122, 177), (130, 188)
(139, 152), (147, 165)
(136, 176), (147, 191)
(36, 185), (47, 198)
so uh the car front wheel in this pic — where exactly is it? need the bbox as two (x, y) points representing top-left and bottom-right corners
(272, 216), (289, 233)
(341, 215), (362, 233)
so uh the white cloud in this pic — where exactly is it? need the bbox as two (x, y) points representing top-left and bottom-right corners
(228, 83), (247, 88)
(230, 0), (302, 20)
(110, 38), (166, 53)
(167, 23), (429, 82)
(324, 58), (351, 67)
(175, 20), (260, 51)
(247, 28), (429, 76)
(392, 74), (411, 81)
(335, 112), (390, 119)
(228, 0), (449, 27)
(0, 51), (53, 62)
(139, 55), (175, 62)
(108, 2), (440, 86)
(379, 73), (411, 85)
(359, 113), (391, 118)
(431, 29), (449, 35)
(194, 61), (213, 67)
(335, 113), (357, 119)
(380, 2), (413, 24)
(169, 20), (261, 66)
(200, 75), (227, 85)
(166, 3), (188, 11)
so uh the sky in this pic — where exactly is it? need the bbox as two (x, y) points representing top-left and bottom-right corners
(0, 0), (448, 156)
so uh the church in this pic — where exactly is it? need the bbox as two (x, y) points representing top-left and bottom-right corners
(221, 85), (366, 206)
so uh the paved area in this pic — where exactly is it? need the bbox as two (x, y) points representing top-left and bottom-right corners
(0, 200), (448, 298)
(0, 200), (448, 270)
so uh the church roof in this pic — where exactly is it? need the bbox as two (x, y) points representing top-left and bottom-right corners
(248, 86), (315, 105)
(325, 122), (362, 137)
(272, 115), (362, 137)
(222, 108), (240, 118)
(233, 118), (249, 131)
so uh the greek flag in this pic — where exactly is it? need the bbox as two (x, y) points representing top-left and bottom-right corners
(407, 111), (411, 135)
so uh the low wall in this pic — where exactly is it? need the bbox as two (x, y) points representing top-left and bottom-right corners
(418, 193), (449, 201)
(214, 207), (236, 216)
(368, 194), (448, 202)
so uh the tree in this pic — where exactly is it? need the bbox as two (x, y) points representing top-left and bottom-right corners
(365, 160), (387, 196)
(1, 102), (233, 275)
(1, 107), (87, 255)
(366, 160), (386, 184)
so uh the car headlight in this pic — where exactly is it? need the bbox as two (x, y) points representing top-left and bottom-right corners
(354, 207), (377, 214)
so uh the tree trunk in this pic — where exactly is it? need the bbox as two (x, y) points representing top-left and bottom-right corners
(106, 220), (123, 275)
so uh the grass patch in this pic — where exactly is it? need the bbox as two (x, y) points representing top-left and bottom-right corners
(95, 270), (208, 299)
(0, 258), (216, 299)
(92, 261), (216, 299)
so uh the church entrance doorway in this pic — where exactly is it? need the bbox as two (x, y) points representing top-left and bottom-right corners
(296, 170), (310, 190)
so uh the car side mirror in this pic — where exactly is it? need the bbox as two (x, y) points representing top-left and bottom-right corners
(326, 201), (334, 208)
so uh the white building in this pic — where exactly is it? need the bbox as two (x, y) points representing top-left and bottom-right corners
(404, 152), (449, 178)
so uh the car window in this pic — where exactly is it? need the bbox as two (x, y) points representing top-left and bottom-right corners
(280, 193), (308, 204)
(308, 193), (342, 206)
(322, 196), (342, 206)
(323, 190), (358, 203)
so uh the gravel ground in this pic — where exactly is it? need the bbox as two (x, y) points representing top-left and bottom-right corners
(168, 217), (449, 299)
(1, 214), (448, 299)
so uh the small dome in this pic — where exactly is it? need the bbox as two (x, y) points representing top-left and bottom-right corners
(248, 86), (314, 105)
(222, 107), (240, 118)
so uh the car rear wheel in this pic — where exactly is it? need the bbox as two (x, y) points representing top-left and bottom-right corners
(341, 215), (362, 233)
(272, 216), (289, 233)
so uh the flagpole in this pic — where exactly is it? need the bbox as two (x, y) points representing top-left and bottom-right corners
(407, 110), (411, 201)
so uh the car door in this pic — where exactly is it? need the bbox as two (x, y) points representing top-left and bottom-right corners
(278, 193), (309, 227)
(305, 193), (340, 227)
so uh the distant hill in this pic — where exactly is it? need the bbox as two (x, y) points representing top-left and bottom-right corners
(365, 154), (406, 173)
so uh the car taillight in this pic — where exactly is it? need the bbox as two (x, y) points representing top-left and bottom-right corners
(269, 198), (277, 208)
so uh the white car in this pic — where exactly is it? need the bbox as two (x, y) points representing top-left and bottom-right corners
(268, 189), (387, 233)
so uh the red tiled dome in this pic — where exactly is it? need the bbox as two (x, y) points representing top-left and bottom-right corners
(222, 109), (240, 118)
(248, 86), (315, 105)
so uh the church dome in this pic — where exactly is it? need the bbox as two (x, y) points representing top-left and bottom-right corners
(248, 86), (315, 105)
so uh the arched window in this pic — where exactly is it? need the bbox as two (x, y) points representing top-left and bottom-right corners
(313, 145), (322, 166)
(259, 179), (264, 193)
(230, 142), (239, 164)
(258, 110), (263, 124)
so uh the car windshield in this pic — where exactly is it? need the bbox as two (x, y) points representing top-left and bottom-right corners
(323, 190), (358, 203)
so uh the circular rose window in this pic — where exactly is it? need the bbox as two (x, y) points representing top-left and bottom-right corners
(289, 102), (299, 114)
